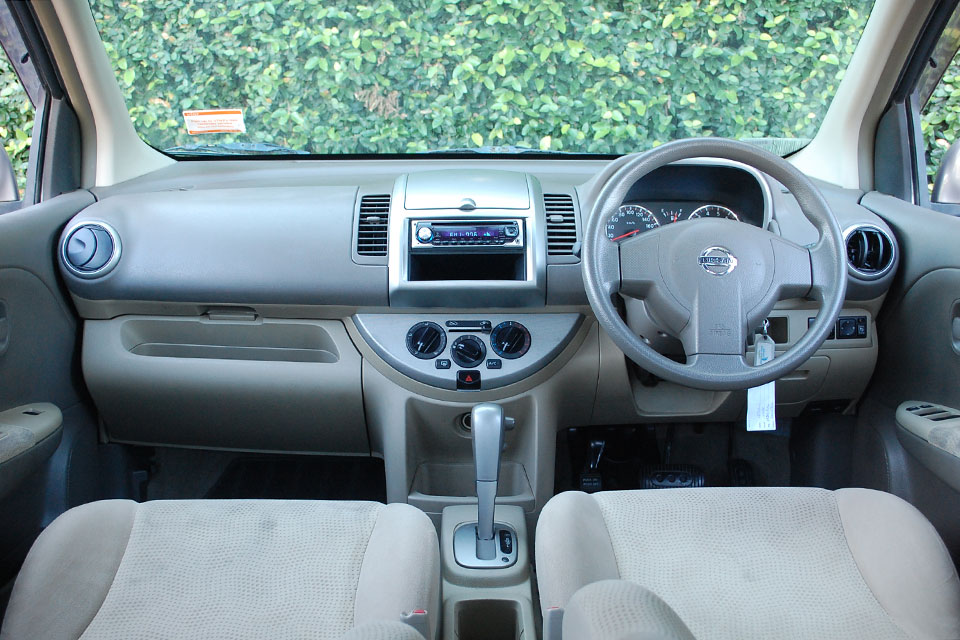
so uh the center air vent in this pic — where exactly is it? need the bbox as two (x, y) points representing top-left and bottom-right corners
(61, 222), (121, 278)
(845, 225), (895, 278)
(356, 194), (390, 257)
(544, 193), (578, 257)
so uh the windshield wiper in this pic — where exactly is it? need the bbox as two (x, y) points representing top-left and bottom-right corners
(163, 141), (309, 156)
(416, 145), (599, 155)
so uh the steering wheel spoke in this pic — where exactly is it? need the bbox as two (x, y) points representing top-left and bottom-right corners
(619, 231), (663, 300)
(771, 236), (814, 300)
(679, 285), (747, 357)
(808, 239), (840, 301)
(683, 352), (752, 377)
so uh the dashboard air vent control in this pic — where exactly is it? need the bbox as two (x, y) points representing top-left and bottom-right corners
(61, 222), (121, 278)
(845, 225), (894, 278)
(544, 193), (578, 256)
(451, 335), (486, 368)
(356, 194), (391, 257)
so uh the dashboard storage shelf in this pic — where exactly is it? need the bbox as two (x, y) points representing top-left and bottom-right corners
(83, 316), (367, 453)
(120, 317), (340, 363)
(408, 461), (535, 514)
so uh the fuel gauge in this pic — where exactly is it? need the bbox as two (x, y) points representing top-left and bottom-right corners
(659, 206), (686, 224)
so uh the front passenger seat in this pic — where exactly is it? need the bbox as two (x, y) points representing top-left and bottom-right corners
(0, 499), (440, 640)
(536, 487), (960, 639)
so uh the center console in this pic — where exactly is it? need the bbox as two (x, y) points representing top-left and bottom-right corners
(353, 313), (582, 391)
(359, 169), (580, 392)
(440, 403), (537, 640)
(388, 169), (547, 308)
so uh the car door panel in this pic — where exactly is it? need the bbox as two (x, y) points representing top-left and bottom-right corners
(0, 191), (102, 601)
(857, 190), (960, 558)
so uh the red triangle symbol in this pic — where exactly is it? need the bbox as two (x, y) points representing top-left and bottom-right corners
(465, 375), (473, 382)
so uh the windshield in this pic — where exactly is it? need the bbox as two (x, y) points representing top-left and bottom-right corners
(90, 0), (873, 157)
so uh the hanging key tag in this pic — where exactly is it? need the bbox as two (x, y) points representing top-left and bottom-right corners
(747, 320), (777, 432)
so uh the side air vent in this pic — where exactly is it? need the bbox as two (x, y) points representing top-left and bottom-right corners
(544, 193), (578, 257)
(61, 222), (121, 278)
(356, 194), (390, 257)
(845, 225), (895, 278)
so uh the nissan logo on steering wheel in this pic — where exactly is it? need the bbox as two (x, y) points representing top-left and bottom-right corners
(698, 246), (738, 276)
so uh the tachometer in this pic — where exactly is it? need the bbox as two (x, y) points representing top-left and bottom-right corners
(689, 204), (739, 220)
(607, 205), (660, 242)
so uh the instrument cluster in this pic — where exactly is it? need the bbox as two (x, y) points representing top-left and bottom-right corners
(606, 201), (742, 243)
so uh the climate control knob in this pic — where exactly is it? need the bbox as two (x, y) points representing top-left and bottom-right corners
(406, 322), (446, 359)
(490, 321), (531, 359)
(451, 335), (486, 368)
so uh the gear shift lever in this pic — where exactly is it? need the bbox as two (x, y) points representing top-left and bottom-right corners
(452, 403), (518, 569)
(471, 403), (505, 560)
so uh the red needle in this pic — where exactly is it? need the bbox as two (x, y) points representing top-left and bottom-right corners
(611, 229), (641, 241)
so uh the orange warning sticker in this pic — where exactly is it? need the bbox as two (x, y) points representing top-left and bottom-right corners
(182, 109), (246, 135)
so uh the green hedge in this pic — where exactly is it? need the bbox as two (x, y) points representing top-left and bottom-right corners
(92, 0), (870, 154)
(922, 53), (960, 192)
(0, 53), (33, 195)
(1, 1), (959, 193)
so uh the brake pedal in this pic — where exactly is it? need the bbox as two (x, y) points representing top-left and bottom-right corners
(729, 459), (755, 486)
(640, 464), (704, 489)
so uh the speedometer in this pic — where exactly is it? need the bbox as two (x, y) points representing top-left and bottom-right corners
(607, 205), (659, 242)
(689, 204), (739, 220)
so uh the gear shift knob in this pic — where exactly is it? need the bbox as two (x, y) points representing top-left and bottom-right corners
(471, 403), (505, 560)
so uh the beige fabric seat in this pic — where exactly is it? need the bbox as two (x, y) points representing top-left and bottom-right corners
(536, 487), (960, 640)
(0, 499), (440, 640)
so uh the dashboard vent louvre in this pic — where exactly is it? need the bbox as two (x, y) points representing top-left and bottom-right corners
(357, 194), (391, 257)
(846, 225), (894, 276)
(544, 193), (577, 256)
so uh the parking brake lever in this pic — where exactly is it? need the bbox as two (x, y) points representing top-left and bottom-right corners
(471, 403), (505, 560)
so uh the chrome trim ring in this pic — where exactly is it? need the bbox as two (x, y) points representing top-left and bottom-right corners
(842, 223), (896, 281)
(60, 221), (122, 279)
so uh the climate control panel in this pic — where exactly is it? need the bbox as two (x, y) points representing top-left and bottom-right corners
(356, 313), (581, 391)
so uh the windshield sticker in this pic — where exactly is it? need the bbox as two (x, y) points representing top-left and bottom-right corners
(182, 109), (246, 135)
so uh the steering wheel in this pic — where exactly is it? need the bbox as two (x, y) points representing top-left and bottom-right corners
(583, 138), (846, 391)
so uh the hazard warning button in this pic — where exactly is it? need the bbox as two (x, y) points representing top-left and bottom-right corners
(456, 370), (481, 391)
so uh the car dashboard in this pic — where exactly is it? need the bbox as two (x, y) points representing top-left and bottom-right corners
(56, 157), (897, 459)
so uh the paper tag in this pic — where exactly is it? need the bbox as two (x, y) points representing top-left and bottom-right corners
(747, 334), (776, 432)
(182, 109), (246, 135)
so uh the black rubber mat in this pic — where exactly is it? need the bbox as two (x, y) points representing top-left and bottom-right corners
(205, 455), (387, 502)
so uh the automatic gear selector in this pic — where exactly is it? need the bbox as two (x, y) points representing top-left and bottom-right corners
(452, 402), (519, 568)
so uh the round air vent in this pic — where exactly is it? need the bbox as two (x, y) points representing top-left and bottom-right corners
(844, 224), (895, 280)
(61, 222), (121, 278)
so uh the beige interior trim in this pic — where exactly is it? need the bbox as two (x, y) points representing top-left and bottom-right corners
(41, 0), (172, 186)
(792, 0), (932, 190)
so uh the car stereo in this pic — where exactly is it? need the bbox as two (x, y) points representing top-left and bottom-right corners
(409, 219), (524, 250)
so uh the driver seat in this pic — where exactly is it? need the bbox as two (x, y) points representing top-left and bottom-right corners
(536, 487), (960, 639)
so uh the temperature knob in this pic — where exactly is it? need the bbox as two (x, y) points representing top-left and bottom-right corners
(490, 321), (531, 359)
(451, 335), (486, 368)
(406, 322), (446, 359)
